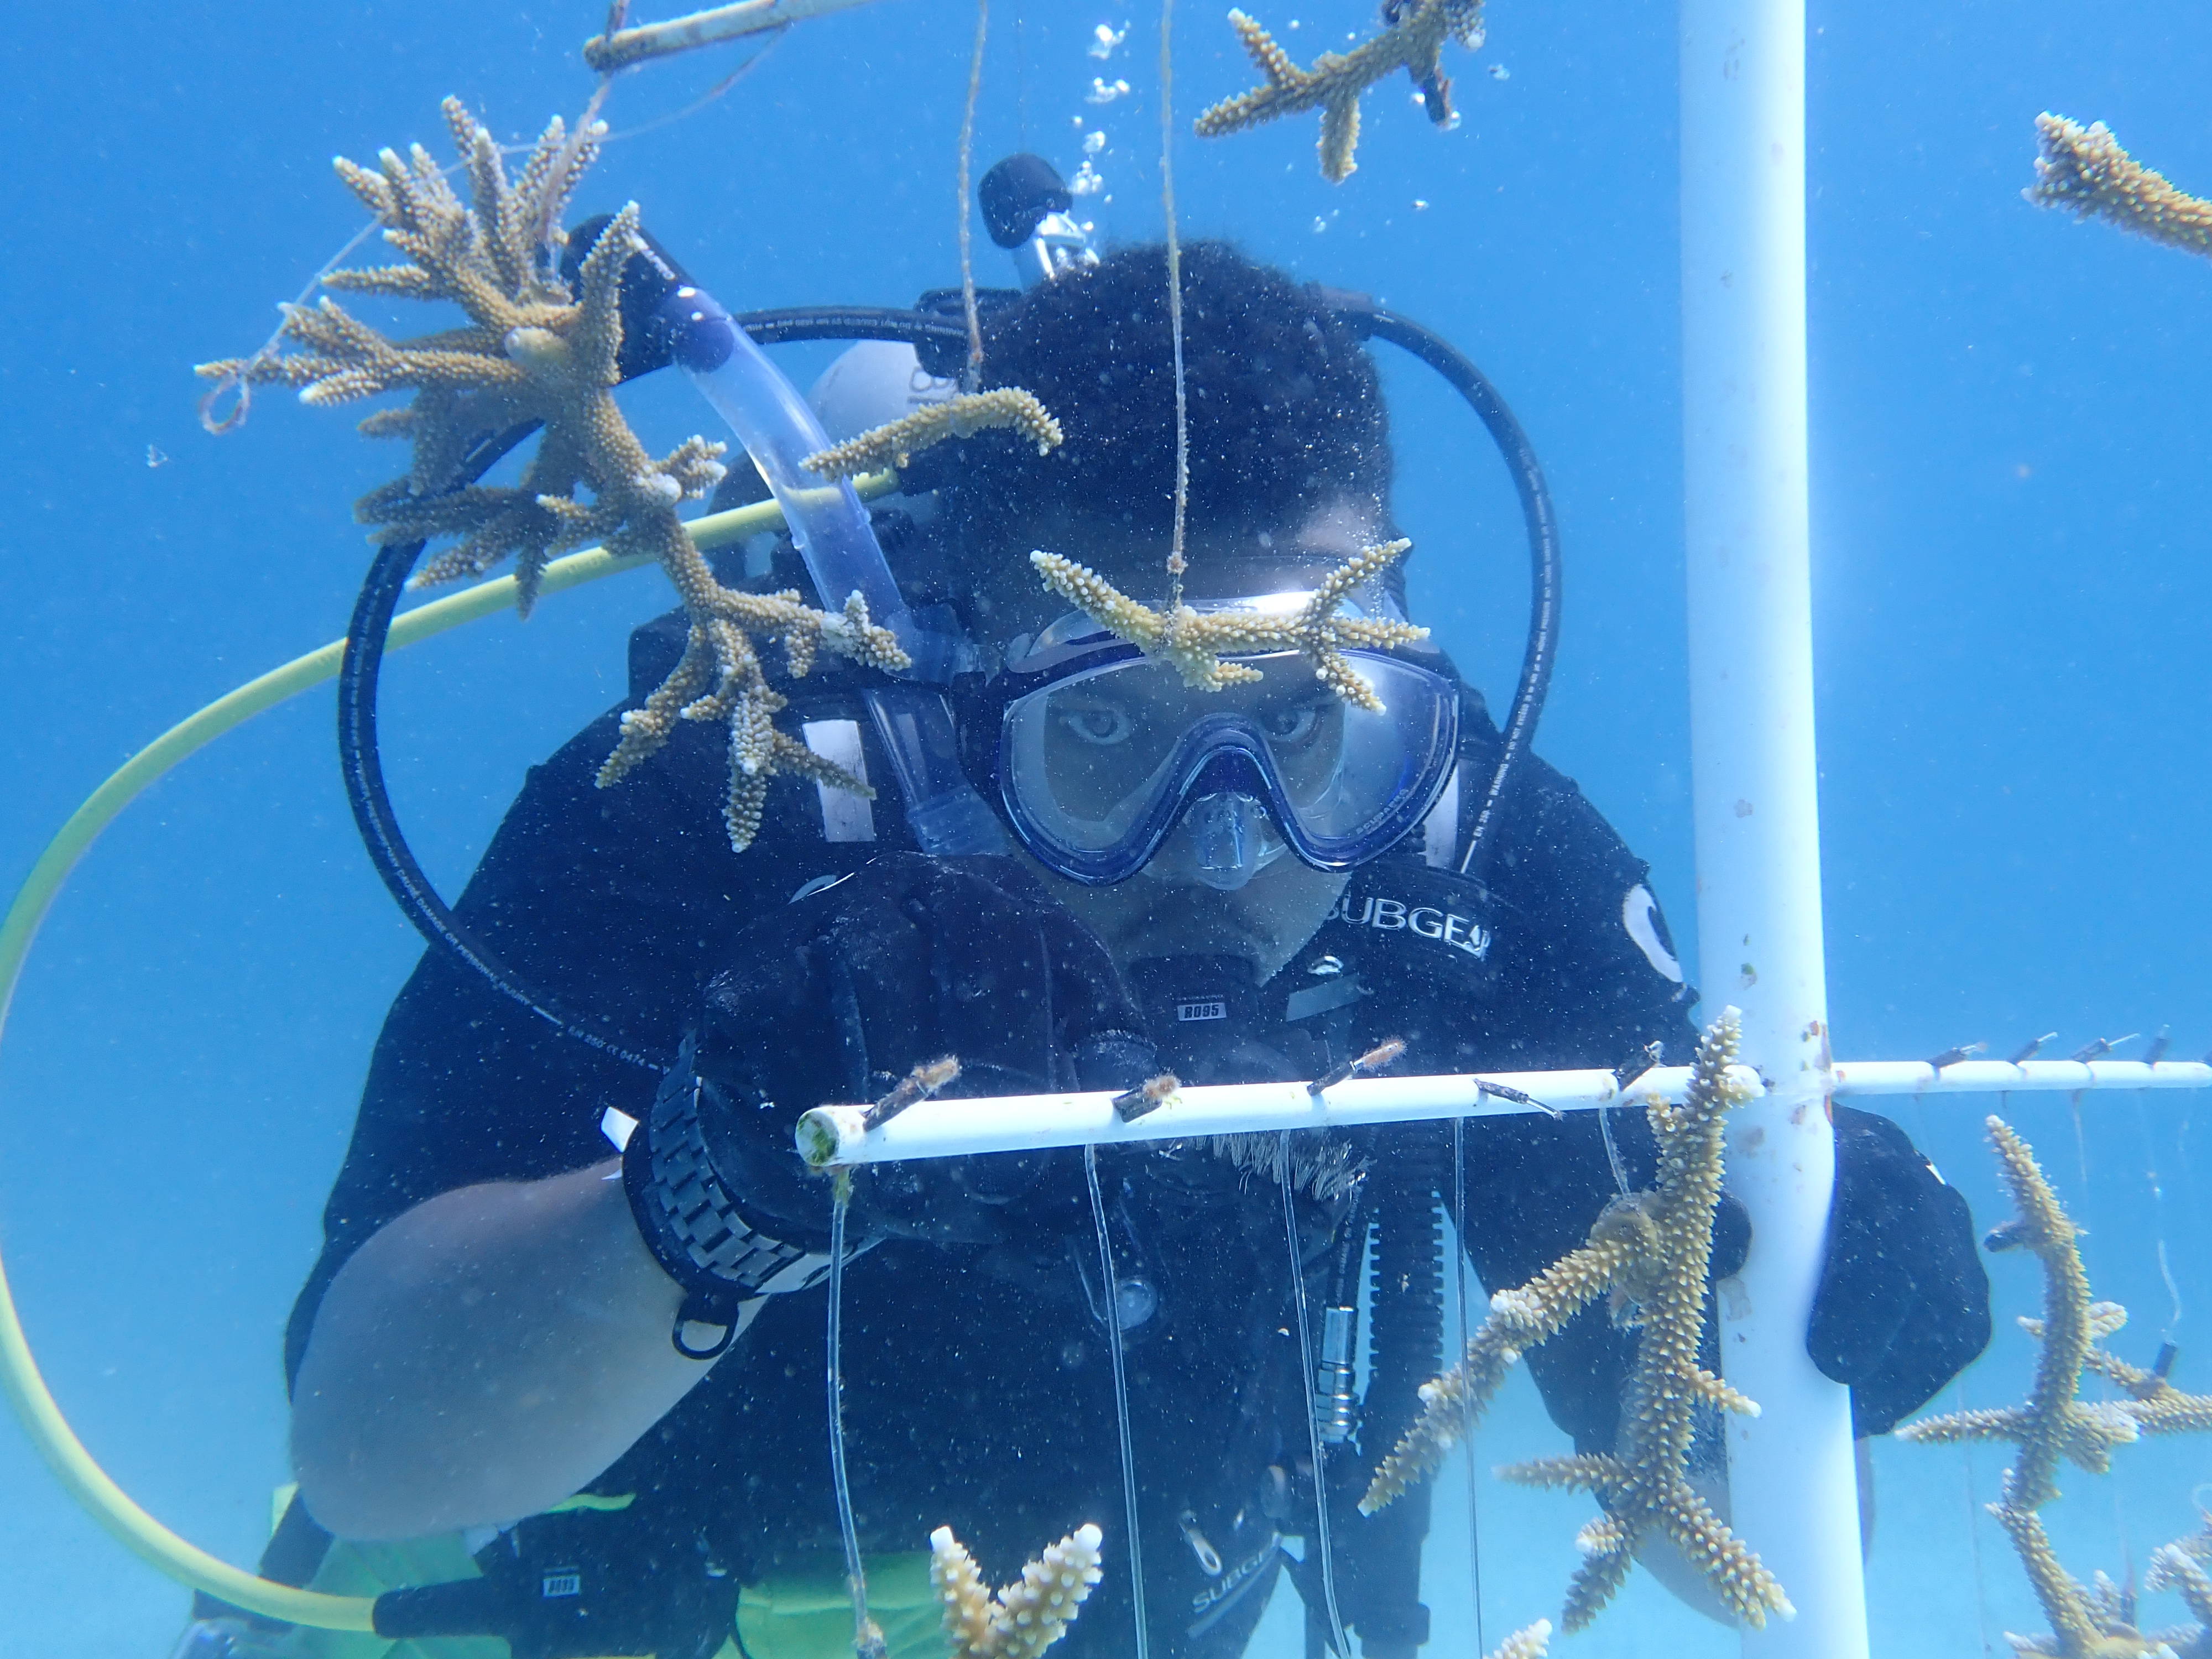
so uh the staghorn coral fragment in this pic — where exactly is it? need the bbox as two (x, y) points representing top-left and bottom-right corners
(928, 1523), (1105, 1659)
(197, 98), (907, 851)
(1900, 1117), (2212, 1658)
(1192, 0), (1482, 183)
(802, 388), (1064, 481)
(1482, 1621), (1552, 1659)
(2029, 114), (2212, 260)
(2147, 1537), (2212, 1635)
(1030, 540), (1425, 713)
(1366, 1011), (1789, 1633)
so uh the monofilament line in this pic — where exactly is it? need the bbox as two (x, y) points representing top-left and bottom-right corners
(1159, 0), (1191, 606)
(826, 1175), (885, 1659)
(957, 0), (991, 382)
(1280, 1133), (1352, 1659)
(1084, 1145), (1151, 1659)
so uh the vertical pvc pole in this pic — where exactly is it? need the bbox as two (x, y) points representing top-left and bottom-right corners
(1679, 0), (1870, 1654)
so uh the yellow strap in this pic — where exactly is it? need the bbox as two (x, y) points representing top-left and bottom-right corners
(0, 474), (895, 1630)
(546, 1491), (639, 1514)
(735, 1552), (943, 1659)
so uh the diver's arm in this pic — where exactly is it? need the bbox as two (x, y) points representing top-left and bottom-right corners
(289, 1158), (706, 1541)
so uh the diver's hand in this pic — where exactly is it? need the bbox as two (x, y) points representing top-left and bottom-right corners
(689, 852), (1155, 1248)
(1807, 1107), (1992, 1433)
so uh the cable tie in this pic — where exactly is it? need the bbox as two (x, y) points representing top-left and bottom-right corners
(862, 1056), (960, 1131)
(1308, 1036), (1406, 1098)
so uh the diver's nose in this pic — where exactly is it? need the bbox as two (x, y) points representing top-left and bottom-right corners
(1185, 792), (1278, 891)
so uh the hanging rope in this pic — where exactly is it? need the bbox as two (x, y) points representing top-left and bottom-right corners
(1159, 0), (1191, 606)
(956, 0), (991, 381)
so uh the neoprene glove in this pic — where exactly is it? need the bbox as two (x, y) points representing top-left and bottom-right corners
(1809, 1105), (1994, 1434)
(686, 852), (1155, 1251)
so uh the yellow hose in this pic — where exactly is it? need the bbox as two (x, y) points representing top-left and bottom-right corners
(0, 474), (893, 1630)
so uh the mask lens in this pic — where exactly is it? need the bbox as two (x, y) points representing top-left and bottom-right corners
(997, 646), (1456, 881)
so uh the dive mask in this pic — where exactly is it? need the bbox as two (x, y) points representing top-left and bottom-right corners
(976, 593), (1459, 888)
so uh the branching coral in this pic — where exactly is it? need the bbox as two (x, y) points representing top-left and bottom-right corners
(802, 388), (1063, 481)
(1483, 1621), (1552, 1659)
(1030, 540), (1425, 712)
(2029, 114), (2212, 259)
(197, 98), (907, 851)
(1192, 0), (1485, 183)
(1363, 1010), (1790, 1632)
(2147, 1523), (2212, 1650)
(928, 1524), (1104, 1659)
(1899, 1117), (2212, 1657)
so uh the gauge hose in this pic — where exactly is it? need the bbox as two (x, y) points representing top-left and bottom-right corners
(0, 481), (863, 1629)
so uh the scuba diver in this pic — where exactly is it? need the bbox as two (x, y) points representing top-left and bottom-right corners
(209, 183), (1992, 1659)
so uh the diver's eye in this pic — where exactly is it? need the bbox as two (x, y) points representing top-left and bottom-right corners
(1260, 704), (1323, 745)
(1058, 705), (1135, 746)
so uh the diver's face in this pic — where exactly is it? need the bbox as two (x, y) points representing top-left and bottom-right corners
(1011, 498), (1385, 981)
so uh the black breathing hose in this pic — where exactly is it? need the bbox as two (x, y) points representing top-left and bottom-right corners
(336, 420), (666, 1074)
(734, 306), (970, 351)
(331, 308), (961, 1072)
(1339, 306), (1563, 884)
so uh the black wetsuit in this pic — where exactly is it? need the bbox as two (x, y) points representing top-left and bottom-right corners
(276, 608), (1990, 1659)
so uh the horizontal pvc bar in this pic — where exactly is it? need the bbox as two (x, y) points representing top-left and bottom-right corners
(1831, 1058), (2212, 1095)
(797, 1066), (1711, 1167)
(794, 1057), (2212, 1167)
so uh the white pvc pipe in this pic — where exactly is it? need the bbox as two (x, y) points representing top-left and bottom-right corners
(1832, 1057), (2212, 1095)
(791, 1057), (2210, 1167)
(1681, 0), (1865, 1645)
(796, 1067), (1642, 1167)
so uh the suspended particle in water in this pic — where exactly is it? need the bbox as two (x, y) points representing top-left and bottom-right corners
(1413, 199), (1430, 211)
(1083, 128), (1107, 155)
(1488, 62), (1510, 79)
(145, 444), (169, 468)
(1312, 216), (1329, 233)
(1088, 21), (1127, 58)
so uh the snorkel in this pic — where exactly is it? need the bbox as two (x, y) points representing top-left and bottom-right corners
(645, 256), (1010, 857)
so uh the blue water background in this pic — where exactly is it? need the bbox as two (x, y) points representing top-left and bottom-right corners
(3, 0), (2209, 1652)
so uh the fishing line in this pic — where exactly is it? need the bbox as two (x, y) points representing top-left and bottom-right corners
(599, 33), (788, 143)
(826, 1173), (885, 1659)
(1451, 1116), (1488, 1655)
(1950, 1374), (1995, 1657)
(1597, 1100), (1631, 1198)
(1280, 1132), (1352, 1658)
(1084, 1145), (1151, 1659)
(2132, 1095), (2185, 1342)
